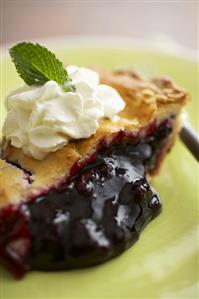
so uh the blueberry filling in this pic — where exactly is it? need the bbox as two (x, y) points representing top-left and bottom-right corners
(27, 142), (161, 271)
(0, 117), (174, 277)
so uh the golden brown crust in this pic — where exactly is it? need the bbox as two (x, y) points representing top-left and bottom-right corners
(0, 159), (30, 207)
(0, 69), (189, 207)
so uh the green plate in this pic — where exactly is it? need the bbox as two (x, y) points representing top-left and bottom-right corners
(1, 39), (199, 299)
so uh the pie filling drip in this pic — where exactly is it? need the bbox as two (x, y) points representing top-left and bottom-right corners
(0, 117), (174, 278)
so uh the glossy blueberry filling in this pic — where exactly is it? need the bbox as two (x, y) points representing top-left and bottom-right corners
(0, 118), (174, 277)
(28, 142), (161, 271)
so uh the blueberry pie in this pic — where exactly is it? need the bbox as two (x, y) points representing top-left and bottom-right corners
(0, 43), (189, 278)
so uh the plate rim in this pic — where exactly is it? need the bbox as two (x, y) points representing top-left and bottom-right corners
(1, 35), (198, 63)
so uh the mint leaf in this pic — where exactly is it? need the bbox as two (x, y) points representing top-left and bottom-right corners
(9, 42), (75, 92)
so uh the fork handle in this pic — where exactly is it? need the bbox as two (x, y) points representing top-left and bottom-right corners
(180, 122), (199, 162)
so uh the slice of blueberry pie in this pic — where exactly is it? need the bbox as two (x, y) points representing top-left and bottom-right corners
(0, 43), (189, 278)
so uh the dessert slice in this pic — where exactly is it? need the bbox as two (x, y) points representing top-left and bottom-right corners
(0, 43), (189, 278)
(0, 69), (188, 278)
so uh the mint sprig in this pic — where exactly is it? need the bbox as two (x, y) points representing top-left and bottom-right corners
(9, 42), (75, 92)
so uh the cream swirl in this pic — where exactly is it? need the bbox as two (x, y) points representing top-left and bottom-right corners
(3, 66), (125, 160)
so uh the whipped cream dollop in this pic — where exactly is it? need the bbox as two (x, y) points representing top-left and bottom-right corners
(3, 65), (125, 160)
